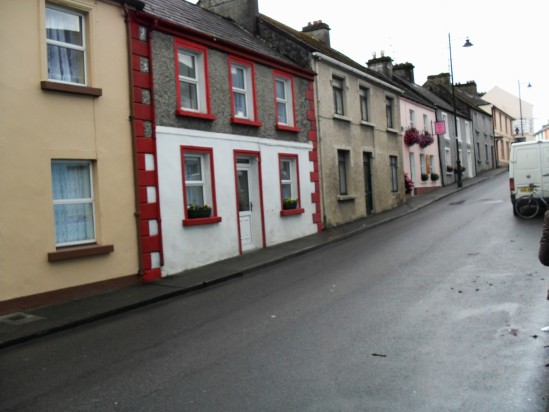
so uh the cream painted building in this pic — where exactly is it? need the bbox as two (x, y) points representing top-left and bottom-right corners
(0, 0), (142, 311)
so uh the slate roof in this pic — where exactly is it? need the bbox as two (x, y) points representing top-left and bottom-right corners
(422, 80), (472, 119)
(259, 14), (401, 90)
(140, 0), (296, 66)
(394, 75), (455, 113)
(390, 75), (436, 110)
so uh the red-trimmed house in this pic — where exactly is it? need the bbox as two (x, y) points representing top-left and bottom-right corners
(127, 0), (320, 280)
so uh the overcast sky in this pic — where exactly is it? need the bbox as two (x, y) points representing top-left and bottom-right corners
(191, 0), (547, 131)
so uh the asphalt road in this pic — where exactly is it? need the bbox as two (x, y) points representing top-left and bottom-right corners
(1, 173), (548, 411)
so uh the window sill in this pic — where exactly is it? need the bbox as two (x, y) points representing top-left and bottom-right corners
(48, 244), (114, 262)
(280, 208), (304, 216)
(386, 128), (399, 135)
(41, 81), (102, 97)
(360, 121), (375, 128)
(182, 216), (222, 226)
(337, 195), (357, 202)
(333, 114), (351, 123)
(276, 124), (301, 133)
(176, 109), (216, 120)
(231, 117), (263, 127)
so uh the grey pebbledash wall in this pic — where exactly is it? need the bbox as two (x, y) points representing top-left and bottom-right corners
(150, 31), (310, 143)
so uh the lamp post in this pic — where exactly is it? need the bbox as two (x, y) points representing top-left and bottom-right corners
(518, 80), (532, 140)
(448, 33), (473, 188)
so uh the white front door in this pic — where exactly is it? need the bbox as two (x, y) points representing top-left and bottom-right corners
(237, 157), (261, 252)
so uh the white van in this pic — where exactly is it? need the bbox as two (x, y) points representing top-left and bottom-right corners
(509, 141), (549, 214)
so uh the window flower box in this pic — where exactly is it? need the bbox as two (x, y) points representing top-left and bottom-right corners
(282, 197), (298, 210)
(187, 204), (212, 219)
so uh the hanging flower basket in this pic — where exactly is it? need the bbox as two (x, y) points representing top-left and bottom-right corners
(403, 127), (421, 146)
(419, 131), (434, 148)
(404, 173), (414, 194)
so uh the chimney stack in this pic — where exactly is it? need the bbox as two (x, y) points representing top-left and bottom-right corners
(393, 62), (415, 83)
(427, 73), (452, 87)
(302, 20), (331, 47)
(199, 0), (259, 34)
(366, 53), (394, 78)
(455, 81), (478, 96)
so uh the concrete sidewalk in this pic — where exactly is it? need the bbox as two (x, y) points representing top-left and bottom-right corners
(0, 168), (508, 349)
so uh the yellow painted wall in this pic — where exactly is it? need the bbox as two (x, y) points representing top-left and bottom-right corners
(0, 0), (138, 301)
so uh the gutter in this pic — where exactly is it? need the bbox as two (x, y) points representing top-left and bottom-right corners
(312, 51), (403, 94)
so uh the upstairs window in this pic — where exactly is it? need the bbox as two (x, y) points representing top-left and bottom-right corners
(46, 5), (86, 85)
(359, 87), (369, 122)
(442, 112), (450, 140)
(409, 109), (416, 127)
(386, 97), (394, 129)
(229, 57), (260, 125)
(175, 40), (214, 119)
(332, 76), (345, 115)
(274, 72), (297, 130)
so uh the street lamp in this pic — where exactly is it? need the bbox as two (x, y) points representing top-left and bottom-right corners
(448, 33), (473, 188)
(518, 80), (532, 139)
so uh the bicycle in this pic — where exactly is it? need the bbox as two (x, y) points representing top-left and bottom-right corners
(514, 183), (548, 219)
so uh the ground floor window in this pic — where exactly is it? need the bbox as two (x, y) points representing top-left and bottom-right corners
(279, 154), (300, 209)
(338, 150), (349, 195)
(390, 155), (398, 192)
(181, 146), (218, 221)
(51, 160), (95, 246)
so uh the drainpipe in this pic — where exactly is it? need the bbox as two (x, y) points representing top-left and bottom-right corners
(122, 3), (144, 277)
(311, 55), (326, 229)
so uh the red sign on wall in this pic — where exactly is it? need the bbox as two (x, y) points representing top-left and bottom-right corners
(435, 121), (446, 135)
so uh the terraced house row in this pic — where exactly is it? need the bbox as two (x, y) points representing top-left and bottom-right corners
(0, 0), (501, 311)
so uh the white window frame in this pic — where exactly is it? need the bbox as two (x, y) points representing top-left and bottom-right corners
(464, 120), (471, 144)
(183, 152), (212, 209)
(409, 152), (415, 181)
(274, 74), (295, 127)
(445, 147), (452, 174)
(230, 60), (254, 121)
(45, 4), (87, 86)
(279, 155), (301, 210)
(429, 155), (435, 174)
(423, 114), (429, 131)
(420, 154), (426, 175)
(409, 109), (416, 127)
(177, 44), (207, 114)
(442, 112), (450, 140)
(51, 160), (96, 247)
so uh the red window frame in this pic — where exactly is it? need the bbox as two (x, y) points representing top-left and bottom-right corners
(278, 153), (304, 216)
(181, 146), (222, 226)
(174, 39), (215, 120)
(273, 71), (300, 132)
(228, 56), (262, 127)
